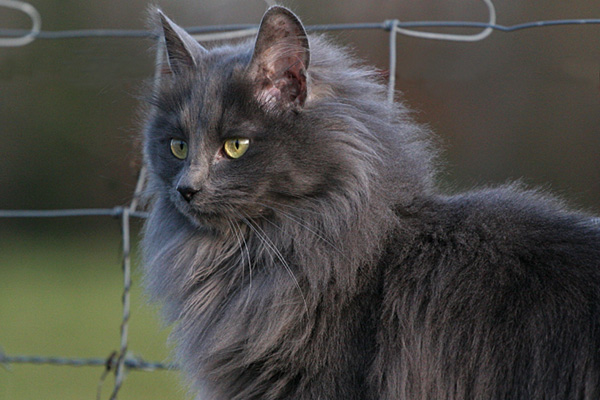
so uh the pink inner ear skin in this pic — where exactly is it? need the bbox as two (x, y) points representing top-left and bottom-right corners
(279, 70), (307, 107)
(257, 85), (283, 108)
(254, 60), (307, 109)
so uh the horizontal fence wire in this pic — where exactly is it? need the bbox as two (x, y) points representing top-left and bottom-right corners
(0, 353), (175, 371)
(0, 207), (148, 219)
(1, 0), (600, 398)
(2, 19), (600, 41)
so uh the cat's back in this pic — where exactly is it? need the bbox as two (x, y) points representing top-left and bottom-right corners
(375, 186), (600, 399)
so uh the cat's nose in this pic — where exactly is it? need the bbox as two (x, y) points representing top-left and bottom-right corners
(177, 185), (199, 202)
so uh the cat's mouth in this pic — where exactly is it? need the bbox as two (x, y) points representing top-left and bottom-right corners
(175, 199), (226, 227)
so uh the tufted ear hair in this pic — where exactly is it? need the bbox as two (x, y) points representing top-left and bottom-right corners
(247, 6), (310, 110)
(157, 10), (207, 74)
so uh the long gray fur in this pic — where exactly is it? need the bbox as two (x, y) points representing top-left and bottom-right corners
(141, 6), (600, 400)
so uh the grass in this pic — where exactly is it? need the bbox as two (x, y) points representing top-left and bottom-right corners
(0, 222), (187, 400)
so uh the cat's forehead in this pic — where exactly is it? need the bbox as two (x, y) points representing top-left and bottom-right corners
(167, 44), (254, 133)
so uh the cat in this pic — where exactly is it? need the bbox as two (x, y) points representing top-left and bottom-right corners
(140, 5), (600, 400)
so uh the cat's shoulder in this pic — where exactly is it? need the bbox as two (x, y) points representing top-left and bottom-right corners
(410, 184), (599, 249)
(378, 185), (600, 339)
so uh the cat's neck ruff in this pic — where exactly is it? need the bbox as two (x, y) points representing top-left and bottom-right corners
(142, 186), (396, 395)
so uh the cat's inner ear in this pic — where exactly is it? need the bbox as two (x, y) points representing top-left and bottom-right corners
(247, 6), (310, 110)
(158, 10), (207, 75)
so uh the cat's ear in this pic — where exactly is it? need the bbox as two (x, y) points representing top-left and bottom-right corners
(247, 6), (310, 110)
(157, 10), (207, 74)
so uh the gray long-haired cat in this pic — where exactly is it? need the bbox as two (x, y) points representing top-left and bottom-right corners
(141, 6), (600, 400)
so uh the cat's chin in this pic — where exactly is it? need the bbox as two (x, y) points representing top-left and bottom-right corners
(176, 203), (263, 234)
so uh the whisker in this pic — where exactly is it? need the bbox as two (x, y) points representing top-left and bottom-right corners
(224, 214), (245, 279)
(226, 207), (254, 310)
(256, 201), (349, 262)
(236, 210), (309, 315)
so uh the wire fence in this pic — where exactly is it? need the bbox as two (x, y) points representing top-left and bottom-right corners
(1, 0), (600, 398)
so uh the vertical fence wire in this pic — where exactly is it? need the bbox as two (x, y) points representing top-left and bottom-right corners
(109, 38), (160, 399)
(109, 208), (131, 399)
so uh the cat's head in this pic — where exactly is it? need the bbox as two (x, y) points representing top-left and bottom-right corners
(143, 6), (432, 231)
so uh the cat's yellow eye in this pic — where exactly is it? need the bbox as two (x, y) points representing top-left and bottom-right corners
(170, 139), (188, 160)
(223, 138), (250, 159)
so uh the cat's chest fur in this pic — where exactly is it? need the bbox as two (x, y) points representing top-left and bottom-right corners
(144, 201), (385, 399)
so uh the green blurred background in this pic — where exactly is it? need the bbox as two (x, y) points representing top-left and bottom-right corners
(1, 0), (598, 399)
